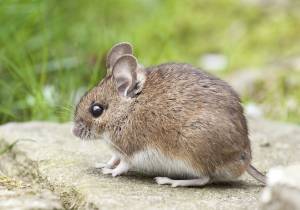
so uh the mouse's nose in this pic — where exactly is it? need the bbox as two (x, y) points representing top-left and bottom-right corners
(72, 125), (82, 137)
(73, 120), (85, 138)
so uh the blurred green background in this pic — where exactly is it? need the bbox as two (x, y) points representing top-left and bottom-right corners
(0, 0), (300, 124)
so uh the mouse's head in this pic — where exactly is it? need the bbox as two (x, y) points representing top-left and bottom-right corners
(73, 42), (146, 140)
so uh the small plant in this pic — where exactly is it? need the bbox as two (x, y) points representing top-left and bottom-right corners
(0, 140), (19, 156)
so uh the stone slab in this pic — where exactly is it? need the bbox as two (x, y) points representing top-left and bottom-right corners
(261, 164), (300, 210)
(0, 118), (299, 210)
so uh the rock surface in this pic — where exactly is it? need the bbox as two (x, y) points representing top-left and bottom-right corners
(0, 185), (62, 210)
(261, 165), (300, 210)
(0, 118), (299, 210)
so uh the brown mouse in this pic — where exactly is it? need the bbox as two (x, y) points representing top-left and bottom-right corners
(73, 42), (266, 187)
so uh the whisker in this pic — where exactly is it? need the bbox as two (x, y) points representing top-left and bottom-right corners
(58, 106), (74, 112)
(54, 105), (75, 118)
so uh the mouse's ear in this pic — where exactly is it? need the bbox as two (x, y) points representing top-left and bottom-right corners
(106, 42), (133, 74)
(112, 55), (145, 98)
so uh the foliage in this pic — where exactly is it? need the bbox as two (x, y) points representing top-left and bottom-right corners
(0, 0), (299, 124)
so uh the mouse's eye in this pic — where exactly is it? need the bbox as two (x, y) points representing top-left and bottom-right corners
(90, 103), (103, 118)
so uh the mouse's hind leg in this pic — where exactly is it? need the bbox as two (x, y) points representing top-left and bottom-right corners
(154, 176), (210, 187)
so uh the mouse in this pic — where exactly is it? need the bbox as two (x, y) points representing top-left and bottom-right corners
(73, 42), (266, 187)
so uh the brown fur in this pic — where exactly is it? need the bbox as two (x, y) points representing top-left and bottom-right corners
(74, 60), (251, 180)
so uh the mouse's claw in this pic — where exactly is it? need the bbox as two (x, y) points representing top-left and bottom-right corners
(95, 162), (107, 169)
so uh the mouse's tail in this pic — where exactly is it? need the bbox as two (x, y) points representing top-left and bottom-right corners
(246, 164), (266, 185)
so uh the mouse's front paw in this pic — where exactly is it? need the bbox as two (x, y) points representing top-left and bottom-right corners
(95, 162), (107, 169)
(102, 168), (113, 175)
(101, 160), (130, 177)
(95, 155), (121, 169)
(101, 168), (123, 177)
(111, 169), (124, 177)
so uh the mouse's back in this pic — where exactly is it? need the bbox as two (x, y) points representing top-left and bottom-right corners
(124, 62), (251, 178)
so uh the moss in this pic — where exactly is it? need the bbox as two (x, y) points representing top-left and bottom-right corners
(0, 175), (27, 190)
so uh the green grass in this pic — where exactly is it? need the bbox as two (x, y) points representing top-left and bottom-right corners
(0, 140), (18, 156)
(1, 0), (300, 124)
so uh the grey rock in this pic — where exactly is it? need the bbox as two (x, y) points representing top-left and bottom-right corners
(0, 119), (299, 210)
(0, 176), (62, 210)
(260, 165), (300, 210)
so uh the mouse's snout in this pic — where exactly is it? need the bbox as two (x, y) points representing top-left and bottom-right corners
(72, 119), (98, 140)
(72, 121), (85, 138)
(72, 124), (82, 138)
(72, 120), (88, 139)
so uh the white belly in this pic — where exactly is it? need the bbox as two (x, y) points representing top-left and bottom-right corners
(130, 148), (199, 178)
